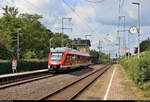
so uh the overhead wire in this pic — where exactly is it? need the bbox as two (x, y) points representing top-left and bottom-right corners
(23, 0), (61, 32)
(2, 0), (62, 32)
(120, 0), (124, 9)
(79, 0), (116, 53)
(84, 0), (106, 4)
(77, 0), (102, 42)
(62, 0), (95, 34)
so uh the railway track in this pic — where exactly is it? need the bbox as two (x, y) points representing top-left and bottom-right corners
(0, 73), (57, 90)
(0, 64), (96, 90)
(40, 64), (112, 100)
(0, 65), (96, 90)
(0, 71), (48, 85)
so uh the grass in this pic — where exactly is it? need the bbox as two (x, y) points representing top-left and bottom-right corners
(119, 64), (150, 100)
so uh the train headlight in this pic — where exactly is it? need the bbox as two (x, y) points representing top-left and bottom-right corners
(48, 66), (50, 68)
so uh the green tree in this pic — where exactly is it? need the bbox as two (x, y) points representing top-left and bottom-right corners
(50, 33), (75, 48)
(0, 7), (50, 59)
(19, 13), (50, 58)
(2, 5), (19, 17)
(0, 5), (76, 59)
(135, 38), (150, 53)
(89, 49), (110, 64)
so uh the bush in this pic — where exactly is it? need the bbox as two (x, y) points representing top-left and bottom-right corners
(120, 51), (150, 89)
(0, 59), (47, 75)
(23, 51), (37, 59)
(0, 44), (12, 59)
(0, 60), (12, 74)
(146, 47), (150, 51)
(100, 58), (111, 64)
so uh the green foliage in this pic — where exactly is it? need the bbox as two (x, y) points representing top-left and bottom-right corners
(0, 5), (76, 60)
(120, 51), (150, 89)
(0, 60), (12, 74)
(2, 5), (19, 17)
(0, 6), (50, 59)
(0, 44), (12, 59)
(135, 38), (150, 53)
(89, 50), (99, 57)
(23, 51), (37, 59)
(50, 33), (74, 48)
(146, 47), (150, 51)
(89, 50), (110, 64)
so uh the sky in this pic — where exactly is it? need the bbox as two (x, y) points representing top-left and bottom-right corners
(0, 0), (150, 58)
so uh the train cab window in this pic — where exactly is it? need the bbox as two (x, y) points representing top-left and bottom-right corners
(51, 53), (63, 61)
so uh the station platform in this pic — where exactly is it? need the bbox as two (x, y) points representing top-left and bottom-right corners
(0, 69), (48, 79)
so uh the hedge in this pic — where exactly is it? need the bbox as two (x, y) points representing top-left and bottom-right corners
(120, 51), (150, 89)
(0, 59), (47, 75)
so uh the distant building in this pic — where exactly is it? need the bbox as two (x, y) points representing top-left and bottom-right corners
(74, 38), (91, 54)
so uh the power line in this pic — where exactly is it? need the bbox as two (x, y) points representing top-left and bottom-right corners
(84, 0), (106, 4)
(120, 0), (125, 8)
(62, 0), (94, 33)
(23, 0), (44, 14)
(23, 0), (61, 31)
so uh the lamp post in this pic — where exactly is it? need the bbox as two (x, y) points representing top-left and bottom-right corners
(132, 2), (140, 59)
(17, 28), (21, 60)
(61, 17), (72, 47)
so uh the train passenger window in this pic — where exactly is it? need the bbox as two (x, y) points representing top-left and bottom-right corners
(66, 54), (72, 62)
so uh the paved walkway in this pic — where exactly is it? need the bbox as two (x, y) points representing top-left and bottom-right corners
(78, 64), (135, 100)
(106, 64), (135, 100)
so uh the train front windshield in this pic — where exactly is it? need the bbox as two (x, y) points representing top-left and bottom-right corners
(50, 53), (63, 62)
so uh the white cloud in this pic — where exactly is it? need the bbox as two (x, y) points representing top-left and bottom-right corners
(67, 5), (96, 24)
(128, 10), (137, 20)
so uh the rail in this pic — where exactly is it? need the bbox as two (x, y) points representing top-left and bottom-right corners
(40, 64), (112, 100)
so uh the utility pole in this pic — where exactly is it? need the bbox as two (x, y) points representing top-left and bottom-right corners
(98, 40), (102, 63)
(99, 40), (102, 51)
(132, 2), (140, 59)
(17, 28), (21, 60)
(118, 36), (121, 58)
(122, 16), (126, 55)
(127, 30), (130, 60)
(117, 0), (121, 59)
(61, 17), (72, 47)
(119, 16), (126, 55)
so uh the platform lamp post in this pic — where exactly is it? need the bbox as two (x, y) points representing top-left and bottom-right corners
(132, 2), (141, 59)
(17, 28), (21, 61)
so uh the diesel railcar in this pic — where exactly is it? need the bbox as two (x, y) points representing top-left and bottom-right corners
(48, 47), (91, 72)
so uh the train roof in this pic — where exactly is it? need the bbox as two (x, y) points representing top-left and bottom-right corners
(50, 47), (90, 57)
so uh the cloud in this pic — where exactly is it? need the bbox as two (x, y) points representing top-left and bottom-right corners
(67, 5), (96, 25)
(127, 10), (137, 20)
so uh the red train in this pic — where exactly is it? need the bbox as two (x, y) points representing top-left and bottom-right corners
(48, 47), (91, 72)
